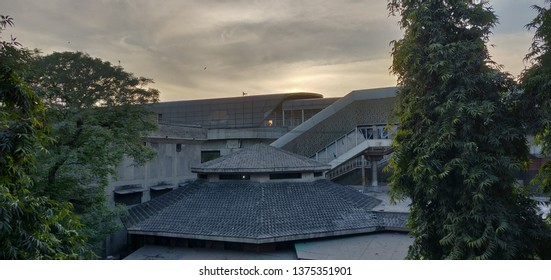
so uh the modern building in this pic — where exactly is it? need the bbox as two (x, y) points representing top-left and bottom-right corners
(104, 87), (400, 256)
(122, 144), (409, 259)
(106, 85), (546, 258)
(107, 87), (397, 209)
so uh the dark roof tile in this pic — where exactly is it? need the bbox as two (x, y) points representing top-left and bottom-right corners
(123, 180), (408, 243)
(191, 144), (330, 173)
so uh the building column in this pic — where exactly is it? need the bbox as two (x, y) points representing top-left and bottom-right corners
(371, 157), (378, 187)
(141, 189), (150, 203)
(361, 155), (367, 191)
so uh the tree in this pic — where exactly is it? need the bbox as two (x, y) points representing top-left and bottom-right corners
(26, 52), (160, 252)
(522, 0), (551, 196)
(1, 16), (91, 259)
(387, 0), (551, 259)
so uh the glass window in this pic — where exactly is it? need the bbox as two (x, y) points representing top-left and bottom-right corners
(219, 174), (250, 180)
(269, 173), (302, 180)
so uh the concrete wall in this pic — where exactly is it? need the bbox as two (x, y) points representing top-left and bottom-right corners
(204, 172), (325, 183)
(107, 139), (202, 206)
(201, 138), (275, 157)
(207, 127), (288, 140)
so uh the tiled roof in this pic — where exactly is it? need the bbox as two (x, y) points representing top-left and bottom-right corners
(191, 143), (330, 173)
(123, 180), (404, 244)
(373, 211), (410, 231)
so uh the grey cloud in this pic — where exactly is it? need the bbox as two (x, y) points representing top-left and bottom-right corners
(2, 0), (544, 101)
(492, 0), (546, 34)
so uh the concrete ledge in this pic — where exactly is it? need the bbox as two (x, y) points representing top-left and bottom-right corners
(128, 226), (386, 245)
(208, 127), (289, 140)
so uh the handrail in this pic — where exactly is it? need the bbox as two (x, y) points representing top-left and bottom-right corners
(312, 124), (396, 164)
(326, 154), (392, 180)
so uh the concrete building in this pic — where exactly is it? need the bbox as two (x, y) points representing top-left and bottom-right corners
(107, 88), (397, 209)
(106, 86), (545, 258)
(104, 87), (402, 257)
(122, 144), (409, 259)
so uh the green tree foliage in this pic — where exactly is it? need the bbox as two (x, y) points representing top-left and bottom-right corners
(522, 0), (551, 194)
(1, 16), (91, 259)
(387, 0), (551, 259)
(26, 52), (160, 250)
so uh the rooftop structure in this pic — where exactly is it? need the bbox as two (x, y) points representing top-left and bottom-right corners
(191, 143), (329, 176)
(122, 144), (408, 253)
(108, 86), (545, 258)
(152, 92), (325, 129)
(124, 180), (389, 244)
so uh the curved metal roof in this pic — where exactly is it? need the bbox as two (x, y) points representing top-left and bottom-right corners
(152, 92), (323, 129)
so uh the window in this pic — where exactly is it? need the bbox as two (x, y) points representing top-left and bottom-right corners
(219, 174), (250, 180)
(314, 172), (323, 177)
(176, 143), (182, 152)
(114, 185), (144, 206)
(114, 192), (142, 206)
(269, 173), (302, 180)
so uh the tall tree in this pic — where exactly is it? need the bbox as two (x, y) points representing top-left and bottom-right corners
(387, 0), (550, 259)
(1, 16), (91, 259)
(522, 0), (551, 196)
(26, 52), (160, 251)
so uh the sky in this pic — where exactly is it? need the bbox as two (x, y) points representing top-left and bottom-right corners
(2, 0), (546, 101)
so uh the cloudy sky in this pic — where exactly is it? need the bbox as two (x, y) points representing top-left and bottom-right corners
(2, 0), (546, 101)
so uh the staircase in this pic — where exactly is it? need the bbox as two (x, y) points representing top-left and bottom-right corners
(326, 154), (392, 180)
(311, 124), (395, 168)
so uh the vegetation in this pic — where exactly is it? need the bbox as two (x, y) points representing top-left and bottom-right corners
(1, 15), (159, 258)
(387, 0), (551, 259)
(26, 52), (160, 251)
(522, 0), (551, 197)
(3, 0), (551, 259)
(1, 15), (91, 259)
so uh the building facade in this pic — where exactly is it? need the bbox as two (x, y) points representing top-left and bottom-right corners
(122, 144), (408, 258)
(107, 88), (398, 208)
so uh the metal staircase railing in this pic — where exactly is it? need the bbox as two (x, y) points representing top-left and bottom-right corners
(326, 154), (391, 180)
(312, 124), (396, 164)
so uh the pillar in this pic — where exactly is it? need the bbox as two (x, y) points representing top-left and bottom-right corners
(361, 155), (366, 188)
(372, 125), (379, 139)
(371, 158), (378, 187)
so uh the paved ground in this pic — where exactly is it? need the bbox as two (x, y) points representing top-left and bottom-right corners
(352, 185), (550, 218)
(124, 245), (297, 260)
(295, 232), (413, 260)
